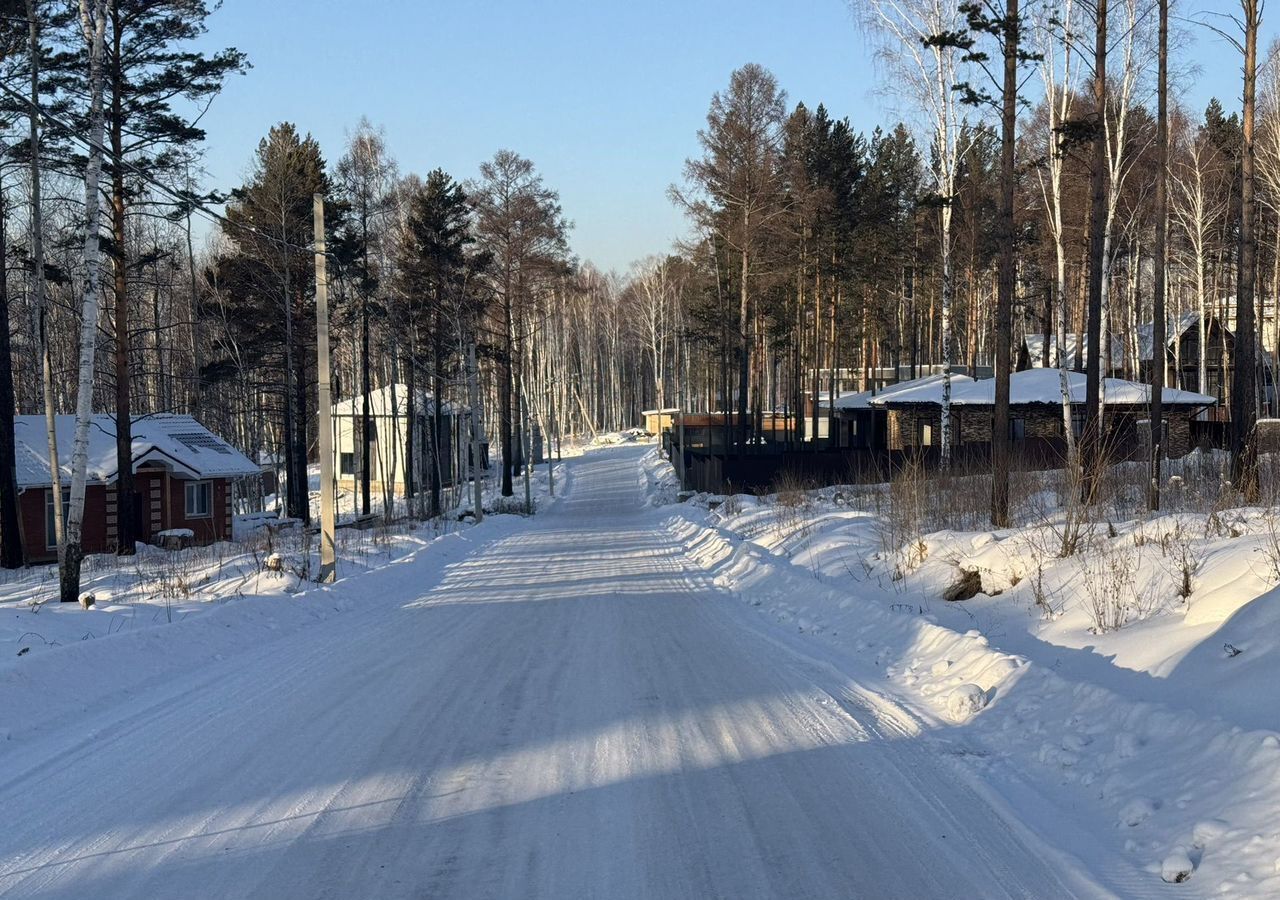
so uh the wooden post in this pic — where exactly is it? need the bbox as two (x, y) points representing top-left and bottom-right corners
(468, 340), (484, 523)
(313, 193), (336, 583)
(546, 381), (555, 497)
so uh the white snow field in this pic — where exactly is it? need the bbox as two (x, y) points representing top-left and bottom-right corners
(0, 445), (1189, 898)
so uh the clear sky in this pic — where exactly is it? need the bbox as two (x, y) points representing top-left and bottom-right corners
(193, 0), (1272, 273)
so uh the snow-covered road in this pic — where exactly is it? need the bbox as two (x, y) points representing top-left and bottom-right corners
(0, 447), (1118, 898)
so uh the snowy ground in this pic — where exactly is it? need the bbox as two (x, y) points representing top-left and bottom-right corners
(670, 452), (1280, 897)
(1, 459), (563, 681)
(0, 442), (1264, 897)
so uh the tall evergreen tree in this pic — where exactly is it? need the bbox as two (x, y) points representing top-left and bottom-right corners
(397, 169), (484, 516)
(212, 123), (331, 524)
(103, 0), (246, 554)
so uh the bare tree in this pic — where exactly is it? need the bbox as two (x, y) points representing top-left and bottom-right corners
(1149, 0), (1168, 511)
(853, 0), (970, 465)
(672, 64), (786, 452)
(1032, 0), (1081, 449)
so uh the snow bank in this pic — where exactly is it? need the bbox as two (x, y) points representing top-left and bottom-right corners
(651, 464), (1280, 897)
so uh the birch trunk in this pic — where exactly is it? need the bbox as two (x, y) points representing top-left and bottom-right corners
(60, 0), (110, 605)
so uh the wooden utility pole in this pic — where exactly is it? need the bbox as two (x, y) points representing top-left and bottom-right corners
(468, 340), (484, 522)
(1149, 0), (1168, 511)
(313, 193), (336, 583)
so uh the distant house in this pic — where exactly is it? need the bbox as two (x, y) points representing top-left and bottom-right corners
(870, 369), (1215, 459)
(14, 414), (258, 562)
(823, 373), (976, 451)
(1137, 313), (1277, 418)
(1020, 333), (1124, 374)
(332, 384), (459, 495)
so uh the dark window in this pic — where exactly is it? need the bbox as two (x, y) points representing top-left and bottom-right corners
(185, 481), (212, 518)
(340, 452), (355, 475)
(1011, 418), (1026, 441)
(1071, 408), (1086, 438)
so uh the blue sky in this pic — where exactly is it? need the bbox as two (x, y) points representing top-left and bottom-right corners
(194, 0), (1271, 273)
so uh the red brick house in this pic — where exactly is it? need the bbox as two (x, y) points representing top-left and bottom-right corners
(14, 414), (259, 563)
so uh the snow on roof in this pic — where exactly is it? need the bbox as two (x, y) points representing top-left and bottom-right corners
(1023, 333), (1124, 369)
(641, 408), (681, 416)
(824, 373), (975, 412)
(12, 414), (259, 489)
(1136, 312), (1206, 361)
(332, 384), (451, 418)
(870, 368), (1216, 408)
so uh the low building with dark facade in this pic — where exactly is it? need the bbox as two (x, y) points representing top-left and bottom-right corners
(14, 414), (259, 563)
(870, 369), (1215, 460)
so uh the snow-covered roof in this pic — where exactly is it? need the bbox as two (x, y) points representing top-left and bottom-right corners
(1023, 333), (1123, 369)
(1137, 312), (1206, 361)
(825, 373), (975, 412)
(870, 369), (1216, 408)
(12, 414), (259, 489)
(641, 408), (681, 416)
(332, 384), (452, 418)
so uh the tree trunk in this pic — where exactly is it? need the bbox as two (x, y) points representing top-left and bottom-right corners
(30, 0), (64, 574)
(1083, 0), (1108, 497)
(991, 0), (1018, 527)
(62, 0), (109, 604)
(109, 3), (135, 555)
(1148, 0), (1168, 511)
(1232, 0), (1260, 500)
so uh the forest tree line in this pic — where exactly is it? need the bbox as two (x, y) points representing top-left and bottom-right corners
(0, 0), (1270, 599)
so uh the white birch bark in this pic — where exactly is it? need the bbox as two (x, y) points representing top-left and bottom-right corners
(1033, 0), (1079, 450)
(61, 0), (110, 602)
(857, 0), (968, 466)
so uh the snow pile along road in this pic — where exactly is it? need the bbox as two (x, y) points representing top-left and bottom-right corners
(665, 449), (1280, 897)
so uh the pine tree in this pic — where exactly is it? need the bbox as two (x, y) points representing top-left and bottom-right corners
(213, 124), (331, 524)
(103, 0), (245, 554)
(397, 169), (485, 517)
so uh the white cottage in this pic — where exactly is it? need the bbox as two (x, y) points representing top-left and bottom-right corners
(332, 384), (458, 495)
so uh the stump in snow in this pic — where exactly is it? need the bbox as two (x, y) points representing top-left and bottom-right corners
(1161, 851), (1194, 883)
(78, 593), (95, 610)
(264, 552), (284, 572)
(943, 567), (982, 602)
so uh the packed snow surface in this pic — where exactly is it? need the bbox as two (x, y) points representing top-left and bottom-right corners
(0, 446), (1128, 898)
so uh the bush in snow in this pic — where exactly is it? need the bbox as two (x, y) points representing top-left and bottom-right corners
(1157, 520), (1203, 600)
(1080, 537), (1157, 633)
(767, 470), (817, 539)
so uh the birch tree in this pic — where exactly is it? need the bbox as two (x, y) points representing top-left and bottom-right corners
(853, 0), (969, 465)
(1033, 0), (1081, 447)
(60, 0), (110, 605)
(1171, 133), (1226, 398)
